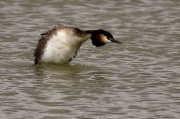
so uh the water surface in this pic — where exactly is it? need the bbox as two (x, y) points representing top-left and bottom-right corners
(0, 0), (180, 119)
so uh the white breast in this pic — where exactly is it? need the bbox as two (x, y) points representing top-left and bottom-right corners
(41, 30), (86, 63)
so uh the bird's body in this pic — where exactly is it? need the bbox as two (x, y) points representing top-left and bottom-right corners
(34, 25), (121, 64)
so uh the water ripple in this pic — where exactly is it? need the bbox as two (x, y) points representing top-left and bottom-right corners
(0, 0), (180, 119)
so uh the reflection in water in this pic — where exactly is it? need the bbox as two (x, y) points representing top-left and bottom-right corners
(33, 63), (81, 86)
(33, 63), (108, 86)
(0, 0), (180, 118)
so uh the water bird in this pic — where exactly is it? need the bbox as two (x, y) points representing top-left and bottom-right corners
(34, 25), (122, 64)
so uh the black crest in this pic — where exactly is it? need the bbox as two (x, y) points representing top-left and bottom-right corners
(91, 29), (114, 47)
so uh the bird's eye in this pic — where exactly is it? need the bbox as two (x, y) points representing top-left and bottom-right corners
(108, 37), (112, 41)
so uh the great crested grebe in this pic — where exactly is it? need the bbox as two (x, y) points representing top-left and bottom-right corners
(34, 25), (122, 64)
